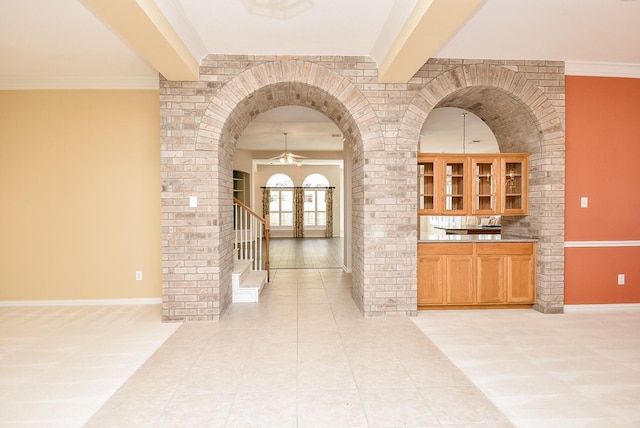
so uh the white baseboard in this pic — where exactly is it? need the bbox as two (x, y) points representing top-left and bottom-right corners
(0, 298), (162, 307)
(564, 303), (640, 312)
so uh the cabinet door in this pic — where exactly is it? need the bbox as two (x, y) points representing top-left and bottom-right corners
(476, 255), (505, 303)
(445, 255), (475, 304)
(507, 254), (535, 303)
(441, 157), (469, 215)
(418, 156), (439, 215)
(501, 156), (528, 215)
(418, 254), (445, 305)
(471, 158), (500, 215)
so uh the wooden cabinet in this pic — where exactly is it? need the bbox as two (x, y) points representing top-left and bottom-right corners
(472, 157), (499, 215)
(417, 253), (444, 305)
(418, 241), (536, 309)
(501, 156), (528, 215)
(418, 156), (438, 215)
(442, 157), (469, 215)
(418, 153), (528, 216)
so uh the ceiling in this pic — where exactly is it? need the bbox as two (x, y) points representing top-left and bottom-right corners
(1, 0), (639, 154)
(1, 0), (639, 86)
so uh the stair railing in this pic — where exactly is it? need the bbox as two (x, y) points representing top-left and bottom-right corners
(233, 198), (270, 281)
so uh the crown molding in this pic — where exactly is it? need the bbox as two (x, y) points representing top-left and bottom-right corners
(0, 75), (160, 90)
(565, 61), (640, 79)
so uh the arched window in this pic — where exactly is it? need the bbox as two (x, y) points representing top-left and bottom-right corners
(302, 173), (330, 187)
(302, 174), (330, 227)
(266, 173), (294, 188)
(265, 174), (294, 227)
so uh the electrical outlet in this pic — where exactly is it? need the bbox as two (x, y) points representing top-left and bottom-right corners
(580, 197), (588, 208)
(136, 271), (143, 281)
(618, 274), (625, 285)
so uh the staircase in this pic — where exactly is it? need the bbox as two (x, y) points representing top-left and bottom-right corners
(232, 259), (267, 302)
(232, 198), (270, 303)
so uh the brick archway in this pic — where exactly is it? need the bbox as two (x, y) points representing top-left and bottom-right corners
(161, 60), (388, 321)
(401, 62), (566, 313)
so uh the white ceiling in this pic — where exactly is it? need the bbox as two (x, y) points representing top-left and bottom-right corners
(1, 0), (639, 86)
(1, 0), (639, 154)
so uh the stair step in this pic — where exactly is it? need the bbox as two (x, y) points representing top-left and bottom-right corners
(232, 259), (252, 274)
(240, 270), (268, 288)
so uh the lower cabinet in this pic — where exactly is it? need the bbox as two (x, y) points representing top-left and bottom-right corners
(418, 241), (536, 309)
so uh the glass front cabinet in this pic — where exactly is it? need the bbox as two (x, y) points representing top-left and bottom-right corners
(472, 157), (499, 215)
(442, 157), (469, 215)
(418, 153), (528, 216)
(501, 156), (528, 215)
(418, 155), (438, 215)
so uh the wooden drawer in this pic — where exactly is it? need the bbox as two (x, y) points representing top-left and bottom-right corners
(419, 243), (474, 256)
(476, 242), (534, 255)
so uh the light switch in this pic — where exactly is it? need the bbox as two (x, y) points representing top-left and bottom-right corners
(580, 197), (588, 208)
(189, 196), (198, 207)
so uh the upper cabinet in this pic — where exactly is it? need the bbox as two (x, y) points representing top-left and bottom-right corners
(418, 156), (438, 215)
(418, 153), (528, 216)
(501, 156), (528, 215)
(471, 157), (499, 215)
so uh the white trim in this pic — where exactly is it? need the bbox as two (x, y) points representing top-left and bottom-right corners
(564, 240), (640, 248)
(0, 298), (162, 307)
(0, 75), (160, 90)
(565, 61), (640, 79)
(564, 303), (640, 312)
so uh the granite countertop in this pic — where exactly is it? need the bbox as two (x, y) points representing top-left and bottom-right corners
(418, 234), (537, 243)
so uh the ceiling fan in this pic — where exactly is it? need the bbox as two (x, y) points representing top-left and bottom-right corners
(269, 132), (307, 164)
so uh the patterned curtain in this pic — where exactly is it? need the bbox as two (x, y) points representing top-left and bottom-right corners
(293, 188), (305, 238)
(262, 188), (271, 238)
(325, 187), (333, 238)
(262, 188), (271, 217)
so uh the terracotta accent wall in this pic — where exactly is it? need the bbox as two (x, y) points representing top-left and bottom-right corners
(565, 76), (640, 304)
(0, 90), (161, 301)
(160, 56), (566, 321)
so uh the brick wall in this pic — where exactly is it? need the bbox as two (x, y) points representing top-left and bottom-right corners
(160, 56), (565, 321)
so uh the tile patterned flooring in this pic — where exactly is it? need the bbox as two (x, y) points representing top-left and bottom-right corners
(268, 237), (344, 269)
(1, 264), (639, 426)
(0, 305), (180, 427)
(412, 307), (640, 427)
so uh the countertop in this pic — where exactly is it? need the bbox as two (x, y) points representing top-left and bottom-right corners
(418, 234), (537, 243)
(434, 225), (502, 235)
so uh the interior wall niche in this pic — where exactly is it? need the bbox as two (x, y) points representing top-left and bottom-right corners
(402, 61), (565, 314)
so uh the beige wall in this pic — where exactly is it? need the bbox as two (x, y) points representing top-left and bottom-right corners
(0, 90), (161, 301)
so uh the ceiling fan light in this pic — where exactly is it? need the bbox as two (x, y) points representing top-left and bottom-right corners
(279, 157), (285, 164)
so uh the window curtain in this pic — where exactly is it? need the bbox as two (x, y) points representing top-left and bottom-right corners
(262, 188), (271, 217)
(293, 187), (305, 238)
(261, 188), (271, 238)
(325, 187), (333, 238)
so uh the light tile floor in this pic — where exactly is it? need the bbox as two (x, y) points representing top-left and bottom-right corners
(0, 304), (180, 427)
(268, 238), (344, 269)
(2, 271), (639, 427)
(412, 307), (640, 427)
(85, 269), (510, 427)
